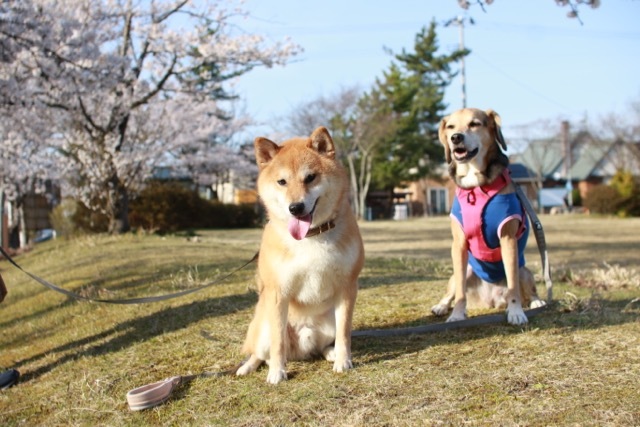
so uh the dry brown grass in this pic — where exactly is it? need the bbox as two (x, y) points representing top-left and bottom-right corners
(0, 214), (639, 426)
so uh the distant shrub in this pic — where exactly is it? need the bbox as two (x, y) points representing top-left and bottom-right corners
(583, 185), (622, 215)
(619, 191), (640, 217)
(609, 170), (640, 217)
(129, 181), (259, 233)
(200, 201), (259, 228)
(129, 182), (202, 232)
(49, 198), (78, 238)
(571, 188), (582, 207)
(50, 198), (109, 235)
(72, 201), (110, 233)
(610, 170), (635, 199)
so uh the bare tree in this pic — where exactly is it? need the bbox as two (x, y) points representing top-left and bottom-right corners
(596, 98), (640, 172)
(283, 87), (370, 217)
(510, 119), (566, 209)
(283, 86), (362, 137)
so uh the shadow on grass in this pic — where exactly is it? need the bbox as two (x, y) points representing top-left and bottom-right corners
(351, 298), (640, 366)
(14, 291), (257, 383)
(0, 259), (256, 353)
(358, 257), (450, 291)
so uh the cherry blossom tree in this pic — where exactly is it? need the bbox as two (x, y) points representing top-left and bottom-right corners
(0, 0), (300, 233)
(0, 110), (59, 247)
(456, 0), (601, 25)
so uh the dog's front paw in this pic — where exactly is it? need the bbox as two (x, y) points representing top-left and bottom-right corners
(446, 310), (467, 322)
(236, 355), (262, 376)
(431, 303), (450, 316)
(506, 306), (528, 325)
(236, 363), (252, 376)
(266, 367), (287, 384)
(333, 358), (353, 373)
(530, 299), (547, 309)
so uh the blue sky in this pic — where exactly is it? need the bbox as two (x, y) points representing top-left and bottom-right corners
(232, 0), (640, 142)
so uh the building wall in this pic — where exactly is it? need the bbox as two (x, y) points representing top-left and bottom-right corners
(402, 176), (457, 216)
(24, 194), (53, 231)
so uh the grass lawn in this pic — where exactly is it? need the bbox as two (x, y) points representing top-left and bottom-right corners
(0, 215), (639, 426)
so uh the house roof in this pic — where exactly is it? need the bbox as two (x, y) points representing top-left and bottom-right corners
(513, 131), (619, 181)
(513, 137), (563, 178)
(570, 139), (614, 180)
(509, 162), (536, 181)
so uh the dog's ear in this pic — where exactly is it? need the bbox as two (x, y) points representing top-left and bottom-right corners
(438, 116), (452, 164)
(254, 137), (280, 170)
(309, 126), (336, 159)
(486, 109), (506, 152)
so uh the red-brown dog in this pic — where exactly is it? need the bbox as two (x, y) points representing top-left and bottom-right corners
(236, 127), (364, 384)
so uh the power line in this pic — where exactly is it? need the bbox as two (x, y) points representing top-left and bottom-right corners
(472, 52), (574, 113)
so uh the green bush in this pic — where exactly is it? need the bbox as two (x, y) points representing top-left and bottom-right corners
(571, 188), (582, 207)
(129, 181), (259, 233)
(72, 201), (110, 233)
(610, 170), (640, 217)
(129, 182), (202, 232)
(49, 198), (79, 238)
(49, 198), (110, 236)
(583, 185), (622, 215)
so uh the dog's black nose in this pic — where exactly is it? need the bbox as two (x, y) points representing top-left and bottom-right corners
(451, 133), (464, 144)
(289, 202), (305, 216)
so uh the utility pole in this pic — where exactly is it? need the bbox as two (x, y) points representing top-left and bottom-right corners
(445, 16), (472, 109)
(0, 191), (5, 251)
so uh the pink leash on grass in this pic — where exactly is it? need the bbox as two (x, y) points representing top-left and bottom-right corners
(127, 376), (183, 411)
(126, 365), (242, 411)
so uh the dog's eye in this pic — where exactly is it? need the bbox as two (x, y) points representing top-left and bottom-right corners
(304, 174), (316, 184)
(469, 120), (482, 128)
(277, 179), (286, 186)
(446, 124), (455, 130)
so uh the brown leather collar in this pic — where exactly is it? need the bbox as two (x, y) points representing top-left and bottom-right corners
(305, 220), (336, 238)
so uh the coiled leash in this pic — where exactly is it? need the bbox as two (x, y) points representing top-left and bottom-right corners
(126, 365), (242, 411)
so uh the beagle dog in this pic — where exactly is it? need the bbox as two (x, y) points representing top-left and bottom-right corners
(431, 108), (545, 325)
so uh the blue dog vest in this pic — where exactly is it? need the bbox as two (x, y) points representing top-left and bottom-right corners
(450, 170), (528, 283)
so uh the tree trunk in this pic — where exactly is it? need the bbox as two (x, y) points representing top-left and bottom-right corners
(15, 201), (27, 248)
(357, 151), (373, 221)
(108, 176), (131, 234)
(346, 153), (361, 219)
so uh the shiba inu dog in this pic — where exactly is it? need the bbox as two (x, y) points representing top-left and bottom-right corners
(431, 108), (545, 325)
(236, 126), (364, 384)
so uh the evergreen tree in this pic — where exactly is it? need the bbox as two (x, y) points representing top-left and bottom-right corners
(369, 21), (469, 191)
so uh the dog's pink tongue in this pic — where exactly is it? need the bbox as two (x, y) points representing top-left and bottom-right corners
(288, 214), (312, 240)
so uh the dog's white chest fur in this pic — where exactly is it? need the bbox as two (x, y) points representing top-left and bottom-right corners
(456, 161), (485, 188)
(275, 234), (359, 306)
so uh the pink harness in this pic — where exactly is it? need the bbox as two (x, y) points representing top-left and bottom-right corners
(455, 170), (524, 263)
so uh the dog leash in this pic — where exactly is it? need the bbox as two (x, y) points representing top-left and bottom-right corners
(352, 305), (548, 338)
(1, 211), (551, 409)
(135, 197), (548, 410)
(513, 183), (553, 303)
(0, 246), (258, 304)
(126, 365), (242, 411)
(126, 304), (549, 410)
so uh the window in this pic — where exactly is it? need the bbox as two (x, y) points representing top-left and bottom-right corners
(428, 188), (448, 215)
